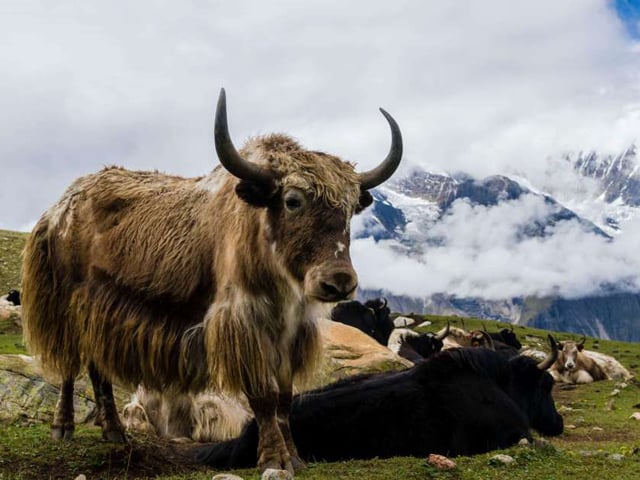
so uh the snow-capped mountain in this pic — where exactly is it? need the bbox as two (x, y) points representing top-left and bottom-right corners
(356, 148), (640, 342)
(565, 146), (640, 233)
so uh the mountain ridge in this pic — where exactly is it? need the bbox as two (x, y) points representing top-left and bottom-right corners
(356, 147), (640, 341)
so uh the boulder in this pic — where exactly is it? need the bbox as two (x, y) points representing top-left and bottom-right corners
(0, 353), (131, 425)
(0, 303), (21, 328)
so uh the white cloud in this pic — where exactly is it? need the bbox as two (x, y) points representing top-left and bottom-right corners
(353, 195), (640, 300)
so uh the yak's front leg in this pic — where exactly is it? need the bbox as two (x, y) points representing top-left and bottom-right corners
(88, 363), (127, 443)
(52, 376), (76, 440)
(247, 389), (293, 474)
(277, 389), (305, 471)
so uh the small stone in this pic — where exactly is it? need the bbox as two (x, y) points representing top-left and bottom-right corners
(629, 412), (640, 421)
(74, 476), (87, 480)
(518, 438), (530, 446)
(212, 475), (244, 480)
(489, 454), (515, 465)
(608, 453), (624, 462)
(533, 437), (555, 452)
(610, 389), (621, 397)
(558, 405), (574, 413)
(615, 382), (628, 389)
(605, 399), (616, 411)
(565, 424), (576, 429)
(579, 450), (601, 457)
(426, 453), (456, 470)
(592, 426), (604, 432)
(261, 469), (293, 480)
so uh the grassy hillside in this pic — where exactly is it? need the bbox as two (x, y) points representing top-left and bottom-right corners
(0, 231), (639, 479)
(0, 229), (27, 294)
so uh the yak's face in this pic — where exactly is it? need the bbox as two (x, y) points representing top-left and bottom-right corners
(557, 341), (583, 371)
(262, 176), (372, 302)
(406, 334), (444, 358)
(213, 90), (402, 302)
(499, 328), (522, 350)
(510, 357), (564, 437)
(233, 138), (374, 302)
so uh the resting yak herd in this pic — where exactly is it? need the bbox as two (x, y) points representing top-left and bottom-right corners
(16, 90), (631, 475)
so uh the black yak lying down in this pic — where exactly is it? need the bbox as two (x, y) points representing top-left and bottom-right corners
(196, 339), (562, 467)
(330, 298), (393, 346)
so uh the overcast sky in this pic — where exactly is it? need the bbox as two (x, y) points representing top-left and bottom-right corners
(2, 1), (640, 299)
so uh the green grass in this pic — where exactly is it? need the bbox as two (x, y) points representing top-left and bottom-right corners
(0, 333), (25, 355)
(0, 316), (25, 355)
(1, 423), (638, 480)
(2, 315), (639, 479)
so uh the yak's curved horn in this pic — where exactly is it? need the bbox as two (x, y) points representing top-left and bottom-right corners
(358, 109), (403, 190)
(577, 335), (586, 347)
(436, 321), (451, 341)
(475, 330), (495, 351)
(538, 335), (559, 370)
(214, 89), (275, 185)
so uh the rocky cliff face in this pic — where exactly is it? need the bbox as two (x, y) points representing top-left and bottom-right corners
(524, 293), (640, 342)
(571, 146), (640, 208)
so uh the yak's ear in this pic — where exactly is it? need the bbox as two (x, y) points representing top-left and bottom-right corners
(355, 189), (374, 214)
(235, 180), (277, 207)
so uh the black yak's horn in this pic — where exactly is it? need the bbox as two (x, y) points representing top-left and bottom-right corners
(215, 89), (275, 186)
(538, 335), (559, 370)
(358, 109), (403, 190)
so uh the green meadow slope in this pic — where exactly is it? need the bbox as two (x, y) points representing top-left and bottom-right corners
(0, 230), (639, 479)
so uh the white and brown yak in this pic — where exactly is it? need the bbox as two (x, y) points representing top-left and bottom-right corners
(21, 89), (403, 474)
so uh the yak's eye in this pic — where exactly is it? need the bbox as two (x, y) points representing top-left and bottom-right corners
(284, 189), (306, 212)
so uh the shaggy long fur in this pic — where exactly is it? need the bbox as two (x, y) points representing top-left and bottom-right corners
(123, 387), (252, 442)
(22, 135), (362, 391)
(196, 348), (563, 467)
(22, 132), (373, 468)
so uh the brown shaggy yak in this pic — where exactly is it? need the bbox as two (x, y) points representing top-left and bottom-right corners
(21, 89), (403, 474)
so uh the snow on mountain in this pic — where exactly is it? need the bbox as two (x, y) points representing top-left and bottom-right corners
(355, 148), (640, 341)
(539, 146), (640, 236)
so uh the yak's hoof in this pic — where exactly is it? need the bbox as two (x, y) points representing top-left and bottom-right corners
(103, 429), (127, 443)
(259, 458), (294, 476)
(51, 425), (74, 441)
(291, 455), (306, 472)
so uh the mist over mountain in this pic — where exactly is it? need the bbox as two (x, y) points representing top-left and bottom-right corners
(353, 146), (640, 341)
